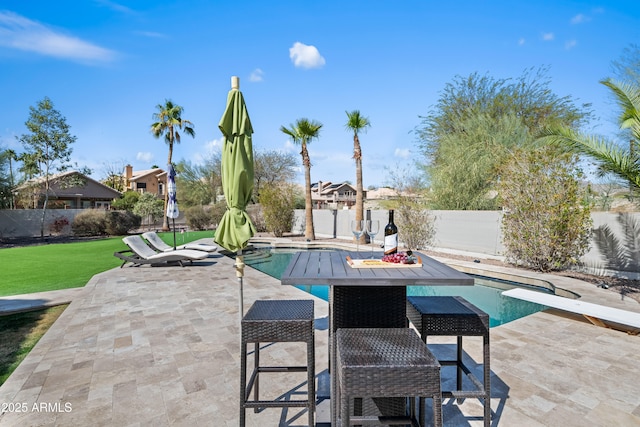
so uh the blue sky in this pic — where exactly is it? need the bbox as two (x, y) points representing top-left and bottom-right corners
(0, 1), (638, 187)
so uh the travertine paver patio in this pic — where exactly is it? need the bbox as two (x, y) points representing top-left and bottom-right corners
(1, 244), (639, 426)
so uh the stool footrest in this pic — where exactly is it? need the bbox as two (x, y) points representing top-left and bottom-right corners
(439, 360), (486, 393)
(348, 415), (421, 426)
(243, 400), (311, 409)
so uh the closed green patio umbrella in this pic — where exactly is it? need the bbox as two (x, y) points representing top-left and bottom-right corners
(214, 76), (256, 320)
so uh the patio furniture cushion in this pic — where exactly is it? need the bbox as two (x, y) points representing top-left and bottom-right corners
(142, 231), (218, 253)
(114, 235), (208, 267)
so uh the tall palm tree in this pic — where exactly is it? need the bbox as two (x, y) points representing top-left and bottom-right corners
(538, 78), (640, 192)
(280, 118), (323, 240)
(150, 100), (195, 231)
(345, 110), (371, 241)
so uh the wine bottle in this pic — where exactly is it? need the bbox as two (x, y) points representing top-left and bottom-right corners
(384, 209), (398, 255)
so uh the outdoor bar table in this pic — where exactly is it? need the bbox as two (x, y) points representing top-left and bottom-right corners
(280, 250), (474, 425)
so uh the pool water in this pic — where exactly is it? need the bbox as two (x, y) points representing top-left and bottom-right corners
(240, 247), (549, 327)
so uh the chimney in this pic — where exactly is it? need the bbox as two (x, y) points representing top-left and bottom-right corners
(317, 180), (323, 194)
(125, 164), (133, 180)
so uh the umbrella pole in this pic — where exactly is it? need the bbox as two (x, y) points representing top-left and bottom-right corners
(172, 218), (177, 250)
(236, 250), (245, 322)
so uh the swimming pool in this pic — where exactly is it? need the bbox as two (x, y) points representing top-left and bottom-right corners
(240, 247), (550, 327)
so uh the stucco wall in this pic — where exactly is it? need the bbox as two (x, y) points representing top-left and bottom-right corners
(294, 209), (640, 276)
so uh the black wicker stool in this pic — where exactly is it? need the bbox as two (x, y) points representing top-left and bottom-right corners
(336, 328), (442, 427)
(240, 299), (315, 427)
(406, 296), (491, 427)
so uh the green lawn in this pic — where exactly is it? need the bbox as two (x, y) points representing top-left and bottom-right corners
(1, 230), (215, 297)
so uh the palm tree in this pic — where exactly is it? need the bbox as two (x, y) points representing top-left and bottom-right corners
(150, 100), (195, 231)
(280, 118), (323, 240)
(345, 110), (371, 242)
(538, 78), (640, 193)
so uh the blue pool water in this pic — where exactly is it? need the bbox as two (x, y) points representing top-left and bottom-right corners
(240, 247), (549, 327)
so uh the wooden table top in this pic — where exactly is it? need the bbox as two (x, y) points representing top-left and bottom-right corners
(280, 250), (474, 287)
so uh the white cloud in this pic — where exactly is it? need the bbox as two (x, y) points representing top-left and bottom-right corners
(542, 32), (554, 41)
(518, 38), (525, 46)
(249, 68), (264, 82)
(0, 11), (117, 63)
(394, 148), (411, 159)
(205, 138), (223, 153)
(570, 13), (590, 24)
(565, 39), (577, 50)
(289, 42), (325, 69)
(136, 151), (154, 163)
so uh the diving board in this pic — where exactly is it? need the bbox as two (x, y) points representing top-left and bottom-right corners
(503, 288), (640, 331)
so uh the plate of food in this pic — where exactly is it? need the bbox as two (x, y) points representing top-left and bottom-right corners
(346, 251), (422, 268)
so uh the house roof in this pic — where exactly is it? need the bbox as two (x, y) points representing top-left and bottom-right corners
(128, 168), (165, 181)
(17, 170), (122, 199)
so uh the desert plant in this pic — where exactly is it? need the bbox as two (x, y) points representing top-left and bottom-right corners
(185, 206), (212, 230)
(499, 147), (592, 271)
(259, 185), (296, 237)
(72, 210), (107, 236)
(105, 211), (141, 235)
(247, 204), (267, 232)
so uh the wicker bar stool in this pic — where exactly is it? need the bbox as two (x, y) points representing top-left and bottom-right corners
(240, 299), (315, 427)
(336, 328), (442, 427)
(406, 296), (491, 427)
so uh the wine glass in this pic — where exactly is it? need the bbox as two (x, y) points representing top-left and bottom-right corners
(350, 220), (364, 253)
(365, 220), (380, 259)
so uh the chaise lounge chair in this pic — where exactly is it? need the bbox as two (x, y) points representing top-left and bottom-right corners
(114, 235), (209, 267)
(142, 231), (218, 253)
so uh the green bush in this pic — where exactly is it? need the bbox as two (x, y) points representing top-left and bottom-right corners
(258, 185), (295, 237)
(185, 206), (212, 230)
(111, 191), (140, 211)
(105, 211), (141, 235)
(498, 147), (592, 272)
(72, 210), (107, 236)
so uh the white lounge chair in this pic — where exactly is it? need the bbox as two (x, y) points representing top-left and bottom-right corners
(503, 288), (640, 332)
(142, 231), (218, 253)
(114, 235), (209, 267)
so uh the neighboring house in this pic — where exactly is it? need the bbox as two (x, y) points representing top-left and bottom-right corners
(124, 164), (166, 198)
(15, 171), (122, 209)
(310, 181), (365, 209)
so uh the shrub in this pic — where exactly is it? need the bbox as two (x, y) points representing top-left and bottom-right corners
(72, 210), (107, 236)
(258, 185), (295, 237)
(185, 206), (212, 230)
(394, 198), (435, 250)
(210, 202), (228, 229)
(133, 193), (164, 229)
(498, 147), (592, 272)
(105, 211), (141, 235)
(48, 216), (70, 235)
(247, 204), (267, 233)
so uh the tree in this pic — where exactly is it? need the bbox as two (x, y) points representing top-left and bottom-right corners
(345, 110), (371, 242)
(101, 160), (127, 192)
(111, 190), (141, 211)
(253, 149), (298, 199)
(280, 118), (322, 240)
(17, 97), (77, 237)
(416, 67), (592, 209)
(175, 157), (222, 207)
(538, 78), (640, 194)
(133, 192), (165, 230)
(150, 100), (195, 231)
(498, 147), (592, 272)
(611, 43), (640, 84)
(428, 113), (531, 209)
(259, 184), (297, 237)
(1, 149), (17, 209)
(384, 164), (435, 250)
